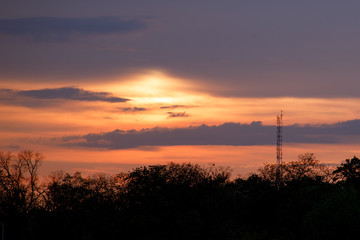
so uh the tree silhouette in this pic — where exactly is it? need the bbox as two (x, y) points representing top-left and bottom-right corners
(2, 150), (360, 240)
(0, 150), (43, 214)
(0, 150), (43, 240)
(333, 156), (360, 185)
(304, 185), (360, 239)
(123, 163), (232, 240)
(258, 153), (331, 185)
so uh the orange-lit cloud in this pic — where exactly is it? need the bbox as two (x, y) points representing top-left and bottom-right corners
(2, 70), (360, 177)
(3, 2), (360, 180)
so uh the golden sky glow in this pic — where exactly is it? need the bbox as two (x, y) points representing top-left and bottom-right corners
(3, 2), (360, 178)
(2, 70), (360, 176)
(38, 143), (360, 178)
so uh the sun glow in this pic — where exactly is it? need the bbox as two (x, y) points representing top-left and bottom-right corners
(76, 70), (360, 132)
(3, 70), (360, 179)
(101, 70), (201, 104)
(135, 97), (176, 104)
(110, 71), (186, 94)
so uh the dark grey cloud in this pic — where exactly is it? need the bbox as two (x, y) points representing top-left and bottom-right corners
(160, 105), (196, 109)
(0, 89), (55, 108)
(118, 107), (147, 112)
(58, 119), (360, 150)
(167, 112), (189, 118)
(0, 17), (147, 41)
(0, 87), (129, 107)
(19, 87), (129, 102)
(2, 1), (360, 97)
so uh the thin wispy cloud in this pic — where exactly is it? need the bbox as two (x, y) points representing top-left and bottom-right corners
(160, 105), (196, 109)
(20, 87), (129, 102)
(0, 87), (129, 108)
(0, 17), (147, 42)
(117, 107), (147, 112)
(167, 112), (190, 118)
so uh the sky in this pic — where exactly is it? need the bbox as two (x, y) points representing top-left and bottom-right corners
(2, 0), (360, 177)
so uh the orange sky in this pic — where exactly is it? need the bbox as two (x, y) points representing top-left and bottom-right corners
(36, 143), (359, 177)
(3, 2), (360, 177)
(2, 71), (360, 177)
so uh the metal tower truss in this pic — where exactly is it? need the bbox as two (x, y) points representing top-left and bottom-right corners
(276, 111), (283, 183)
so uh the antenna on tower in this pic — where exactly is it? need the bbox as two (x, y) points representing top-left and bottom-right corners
(276, 110), (283, 184)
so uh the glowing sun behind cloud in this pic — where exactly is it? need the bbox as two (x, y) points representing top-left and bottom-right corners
(107, 70), (196, 104)
(87, 70), (360, 131)
(3, 69), (360, 178)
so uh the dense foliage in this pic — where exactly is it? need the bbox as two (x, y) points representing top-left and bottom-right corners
(1, 150), (360, 239)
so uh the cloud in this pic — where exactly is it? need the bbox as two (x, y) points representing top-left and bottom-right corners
(0, 17), (147, 41)
(160, 105), (196, 109)
(167, 112), (190, 118)
(0, 87), (129, 108)
(57, 119), (360, 150)
(3, 2), (360, 98)
(19, 87), (129, 102)
(117, 107), (147, 112)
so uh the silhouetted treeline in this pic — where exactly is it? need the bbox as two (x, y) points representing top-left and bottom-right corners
(1, 150), (360, 239)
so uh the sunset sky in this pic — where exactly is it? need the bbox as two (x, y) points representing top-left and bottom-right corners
(2, 1), (360, 177)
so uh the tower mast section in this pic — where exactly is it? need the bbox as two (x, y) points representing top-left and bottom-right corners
(276, 111), (283, 182)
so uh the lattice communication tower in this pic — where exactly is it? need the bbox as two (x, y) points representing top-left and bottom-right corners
(276, 111), (283, 182)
